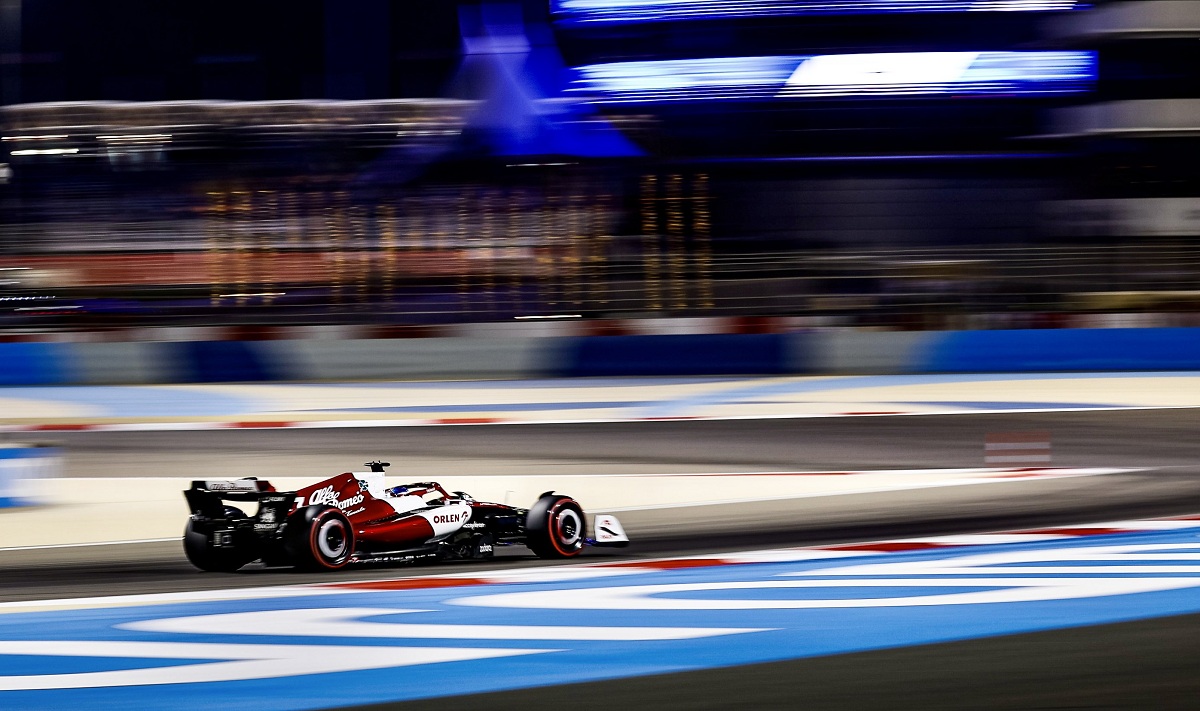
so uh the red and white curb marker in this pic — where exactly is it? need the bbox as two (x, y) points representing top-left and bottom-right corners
(0, 416), (794, 434)
(0, 419), (516, 433)
(986, 431), (1052, 466)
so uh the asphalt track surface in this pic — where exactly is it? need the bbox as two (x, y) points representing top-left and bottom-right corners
(4, 409), (1200, 709)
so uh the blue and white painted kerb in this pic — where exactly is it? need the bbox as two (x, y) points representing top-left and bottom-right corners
(2, 517), (1200, 710)
(0, 446), (60, 508)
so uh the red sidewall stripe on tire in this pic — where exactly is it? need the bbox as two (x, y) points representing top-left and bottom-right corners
(310, 511), (352, 570)
(548, 501), (582, 557)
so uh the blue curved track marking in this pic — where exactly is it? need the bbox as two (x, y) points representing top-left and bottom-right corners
(0, 387), (260, 418)
(3, 526), (1200, 710)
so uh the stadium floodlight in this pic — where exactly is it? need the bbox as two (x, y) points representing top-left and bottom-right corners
(552, 0), (1085, 25)
(568, 51), (1097, 103)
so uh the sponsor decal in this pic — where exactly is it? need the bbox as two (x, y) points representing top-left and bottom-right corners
(205, 480), (258, 492)
(357, 552), (438, 565)
(259, 508), (277, 524)
(594, 514), (628, 542)
(338, 495), (365, 511)
(306, 486), (338, 506)
(306, 485), (365, 512)
(462, 522), (487, 530)
(433, 511), (469, 526)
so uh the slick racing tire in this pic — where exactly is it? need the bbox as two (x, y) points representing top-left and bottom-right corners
(284, 505), (355, 571)
(526, 495), (586, 559)
(183, 506), (253, 573)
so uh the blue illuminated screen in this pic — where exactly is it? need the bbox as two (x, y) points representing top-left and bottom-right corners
(552, 0), (1084, 25)
(569, 51), (1097, 103)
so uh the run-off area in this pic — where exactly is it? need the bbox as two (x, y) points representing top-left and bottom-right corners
(2, 522), (1200, 710)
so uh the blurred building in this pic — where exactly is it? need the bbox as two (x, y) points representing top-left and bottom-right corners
(1, 1), (1198, 330)
(554, 0), (1095, 248)
(1044, 2), (1200, 240)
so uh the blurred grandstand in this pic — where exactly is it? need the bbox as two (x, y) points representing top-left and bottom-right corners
(1, 0), (1199, 333)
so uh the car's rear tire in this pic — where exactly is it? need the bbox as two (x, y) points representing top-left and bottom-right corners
(526, 495), (586, 559)
(284, 505), (355, 571)
(183, 506), (253, 572)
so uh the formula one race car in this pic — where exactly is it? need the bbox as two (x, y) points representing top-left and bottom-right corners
(182, 462), (629, 572)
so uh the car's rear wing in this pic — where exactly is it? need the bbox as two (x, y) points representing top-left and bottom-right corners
(188, 478), (276, 499)
(185, 478), (292, 520)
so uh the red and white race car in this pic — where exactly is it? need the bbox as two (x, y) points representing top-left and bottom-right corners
(183, 462), (629, 572)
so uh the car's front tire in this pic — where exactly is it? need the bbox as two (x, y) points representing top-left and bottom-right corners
(526, 495), (586, 559)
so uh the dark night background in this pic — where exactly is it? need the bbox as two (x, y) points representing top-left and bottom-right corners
(5, 1), (467, 103)
(2, 1), (1198, 331)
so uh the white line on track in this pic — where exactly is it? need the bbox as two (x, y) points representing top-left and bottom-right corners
(0, 538), (178, 552)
